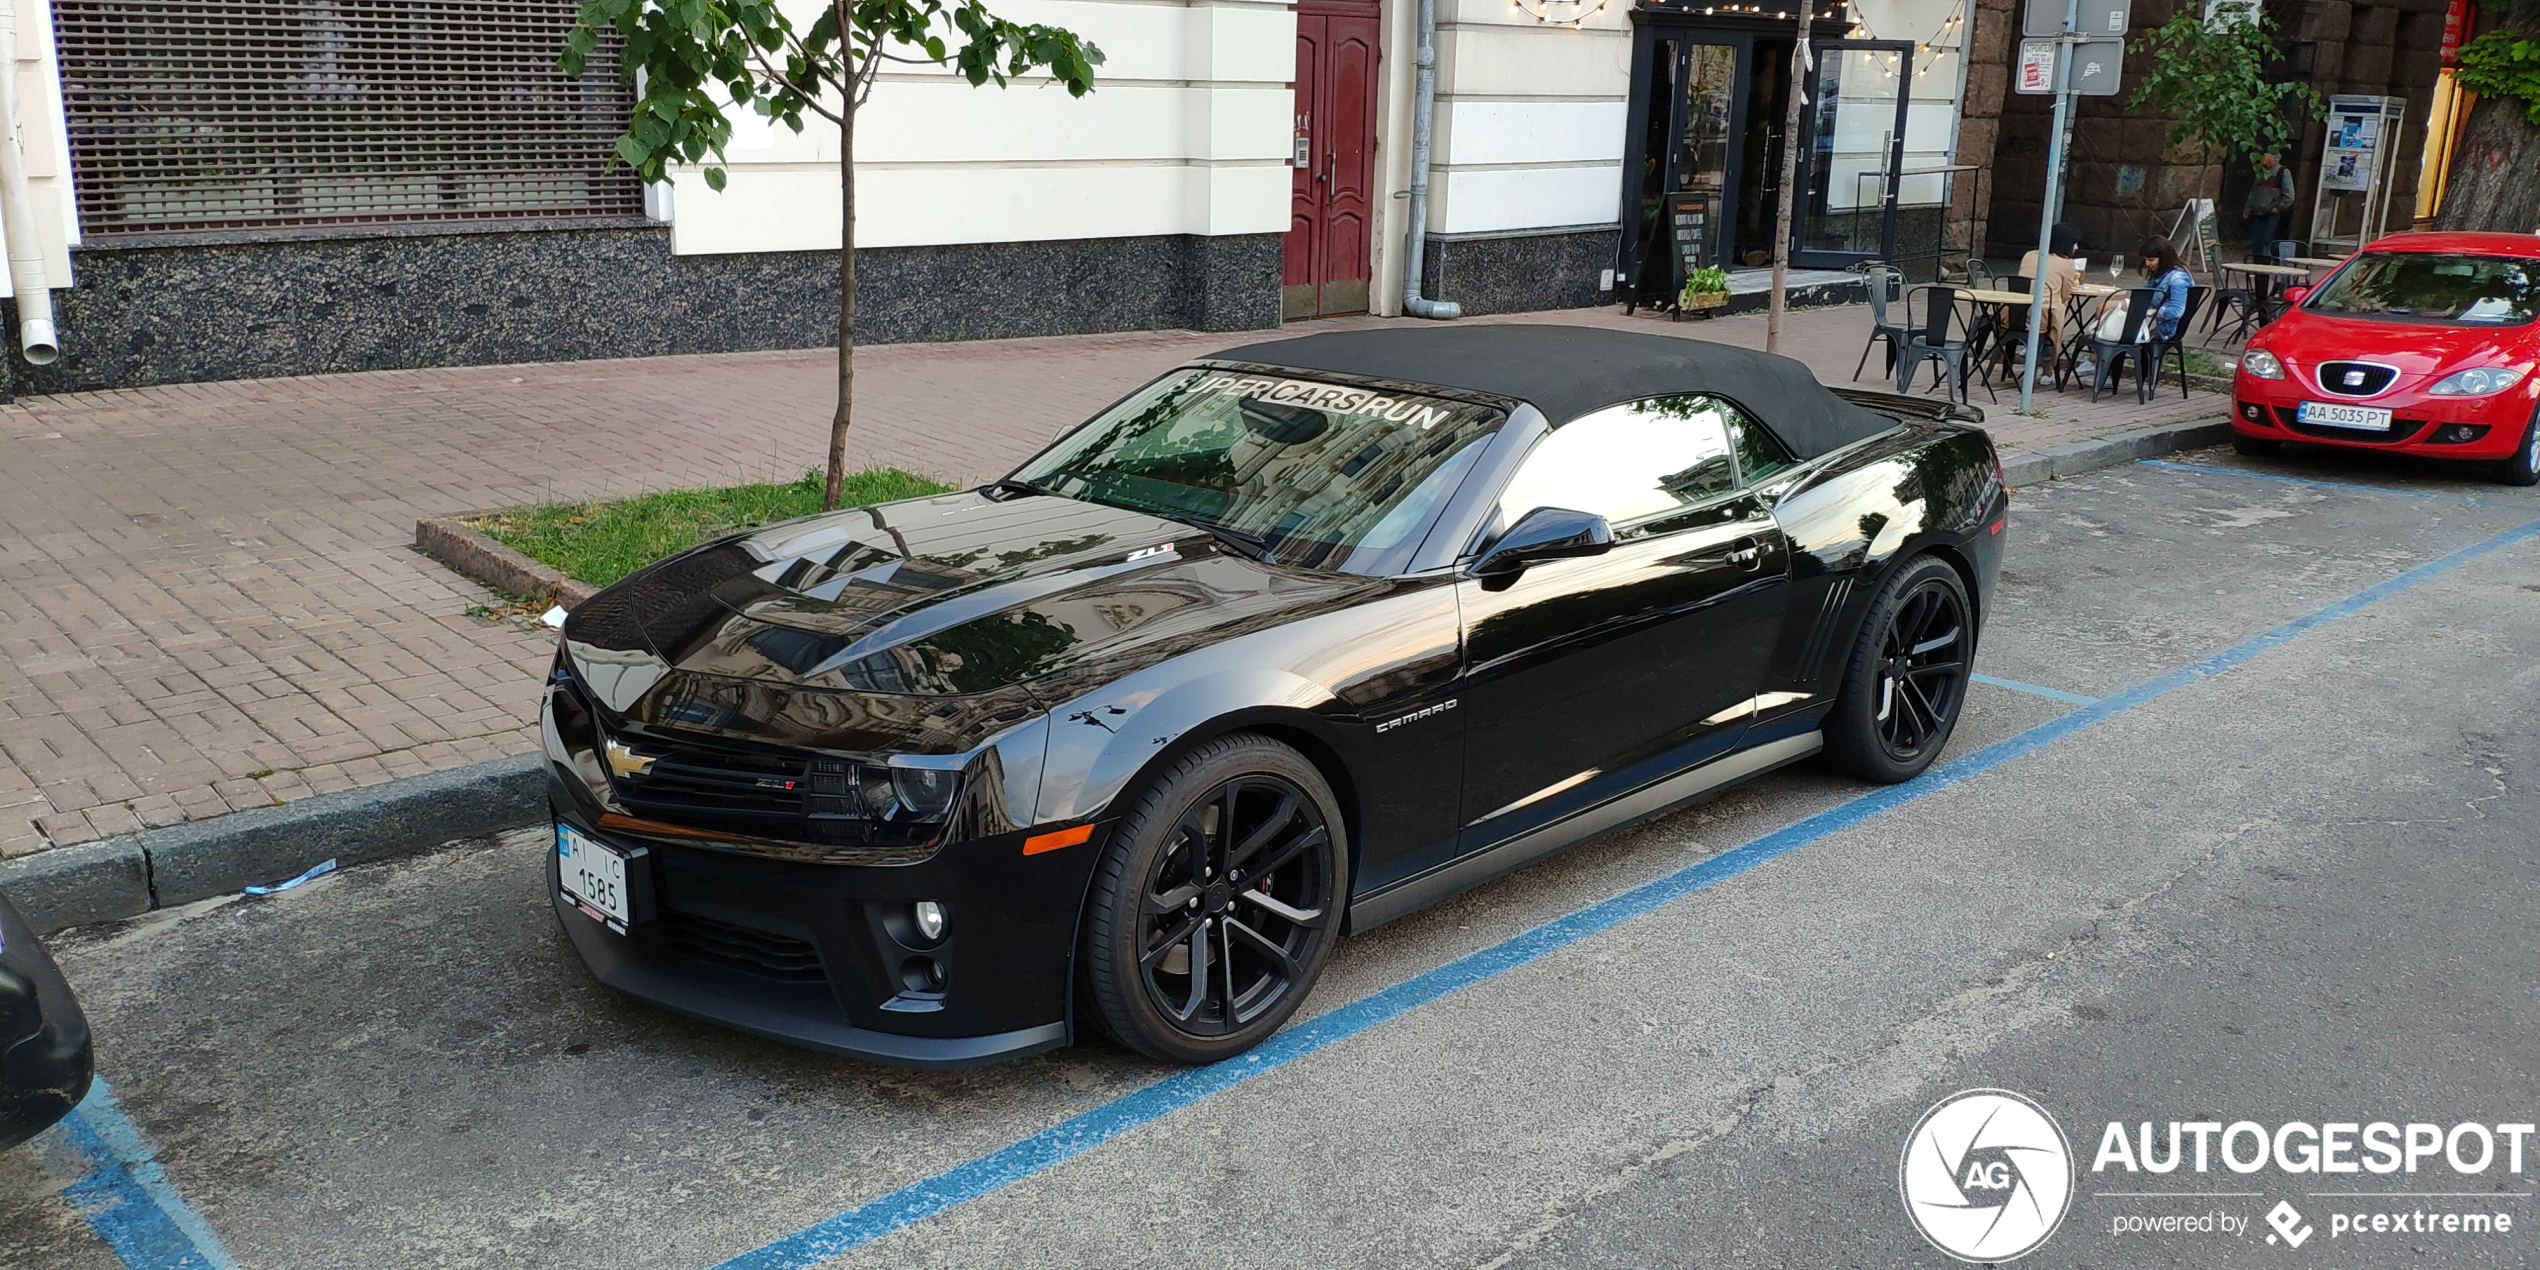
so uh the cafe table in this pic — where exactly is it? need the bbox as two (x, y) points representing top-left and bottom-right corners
(2218, 262), (2312, 339)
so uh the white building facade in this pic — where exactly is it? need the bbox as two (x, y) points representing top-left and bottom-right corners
(7, 0), (1972, 393)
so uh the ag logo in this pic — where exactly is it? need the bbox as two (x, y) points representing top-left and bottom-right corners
(1900, 1089), (2075, 1262)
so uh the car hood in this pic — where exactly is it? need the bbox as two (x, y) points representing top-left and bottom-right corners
(559, 489), (1377, 754)
(2270, 310), (2537, 384)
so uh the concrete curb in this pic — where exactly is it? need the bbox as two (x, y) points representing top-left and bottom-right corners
(2001, 414), (2232, 488)
(415, 513), (599, 608)
(0, 753), (549, 935)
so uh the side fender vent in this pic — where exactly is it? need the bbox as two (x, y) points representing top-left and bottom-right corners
(1794, 577), (1855, 684)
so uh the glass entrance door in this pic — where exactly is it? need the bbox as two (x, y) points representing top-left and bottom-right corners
(1622, 34), (1746, 309)
(1794, 40), (1911, 269)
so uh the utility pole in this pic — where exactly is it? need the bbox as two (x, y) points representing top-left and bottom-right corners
(1766, 3), (1813, 355)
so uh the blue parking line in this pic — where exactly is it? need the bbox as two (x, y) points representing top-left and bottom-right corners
(43, 1077), (241, 1270)
(1968, 673), (2098, 706)
(710, 511), (2540, 1270)
(2138, 459), (2522, 508)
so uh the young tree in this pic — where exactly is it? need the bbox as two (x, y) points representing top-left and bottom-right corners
(562, 0), (1104, 510)
(2442, 0), (2540, 231)
(2128, 8), (2320, 172)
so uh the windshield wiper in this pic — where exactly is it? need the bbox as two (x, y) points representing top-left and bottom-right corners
(981, 477), (1060, 501)
(1149, 512), (1274, 563)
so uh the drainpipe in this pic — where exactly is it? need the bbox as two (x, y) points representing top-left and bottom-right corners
(1400, 0), (1460, 319)
(0, 0), (56, 365)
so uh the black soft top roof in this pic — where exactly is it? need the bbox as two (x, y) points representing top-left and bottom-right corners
(1215, 323), (1899, 460)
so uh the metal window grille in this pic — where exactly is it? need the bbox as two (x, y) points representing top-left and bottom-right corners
(55, 0), (644, 237)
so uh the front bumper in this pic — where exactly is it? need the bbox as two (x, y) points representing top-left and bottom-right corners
(549, 781), (1106, 1069)
(2231, 376), (2536, 459)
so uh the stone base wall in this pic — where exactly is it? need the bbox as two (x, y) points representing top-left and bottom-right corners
(1417, 225), (1622, 317)
(6, 226), (1283, 395)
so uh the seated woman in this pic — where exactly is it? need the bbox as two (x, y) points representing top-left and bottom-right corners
(2009, 223), (2082, 373)
(2139, 236), (2195, 341)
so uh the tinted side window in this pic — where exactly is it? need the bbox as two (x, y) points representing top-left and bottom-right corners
(1720, 401), (1793, 484)
(1494, 394), (1739, 529)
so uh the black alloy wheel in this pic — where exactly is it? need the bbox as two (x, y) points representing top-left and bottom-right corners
(2495, 411), (2540, 487)
(1823, 556), (1975, 783)
(1080, 734), (1345, 1063)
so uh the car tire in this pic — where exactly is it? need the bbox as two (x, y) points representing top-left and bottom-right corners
(1820, 556), (1976, 785)
(2493, 413), (2540, 487)
(1078, 733), (1347, 1064)
(2231, 433), (2280, 457)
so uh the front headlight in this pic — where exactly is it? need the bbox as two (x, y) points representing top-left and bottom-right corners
(886, 760), (962, 820)
(2427, 367), (2528, 397)
(2241, 348), (2285, 380)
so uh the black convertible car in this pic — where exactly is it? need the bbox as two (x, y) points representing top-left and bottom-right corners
(542, 325), (2005, 1066)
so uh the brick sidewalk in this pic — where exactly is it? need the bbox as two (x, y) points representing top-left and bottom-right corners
(0, 302), (2223, 857)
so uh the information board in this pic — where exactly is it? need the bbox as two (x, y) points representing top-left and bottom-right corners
(1663, 190), (1721, 292)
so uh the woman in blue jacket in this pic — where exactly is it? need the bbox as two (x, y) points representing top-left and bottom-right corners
(2139, 237), (2194, 340)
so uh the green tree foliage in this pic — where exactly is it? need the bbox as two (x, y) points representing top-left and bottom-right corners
(561, 0), (1103, 509)
(2127, 9), (2322, 171)
(2456, 30), (2540, 126)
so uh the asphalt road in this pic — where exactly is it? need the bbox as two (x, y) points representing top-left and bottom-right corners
(4, 443), (2536, 1270)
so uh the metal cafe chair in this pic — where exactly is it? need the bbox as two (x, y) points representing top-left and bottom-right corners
(2202, 261), (2258, 346)
(2146, 285), (2209, 401)
(1981, 275), (2036, 389)
(1852, 265), (1908, 381)
(1897, 285), (1973, 406)
(2087, 287), (2164, 404)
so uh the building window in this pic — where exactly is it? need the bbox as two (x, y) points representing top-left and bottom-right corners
(55, 0), (642, 238)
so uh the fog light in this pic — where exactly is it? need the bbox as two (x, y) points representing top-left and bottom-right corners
(2429, 423), (2490, 445)
(2238, 401), (2263, 421)
(901, 956), (946, 994)
(913, 900), (946, 942)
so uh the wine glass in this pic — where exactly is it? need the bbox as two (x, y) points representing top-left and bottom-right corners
(2108, 255), (2125, 281)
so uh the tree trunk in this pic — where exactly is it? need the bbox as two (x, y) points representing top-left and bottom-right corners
(824, 58), (858, 511)
(1767, 25), (1810, 354)
(2435, 0), (2540, 232)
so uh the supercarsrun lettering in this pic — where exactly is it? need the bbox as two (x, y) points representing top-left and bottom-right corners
(1192, 375), (1460, 430)
(2091, 1120), (2536, 1175)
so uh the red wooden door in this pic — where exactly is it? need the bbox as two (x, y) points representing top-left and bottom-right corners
(1283, 3), (1379, 319)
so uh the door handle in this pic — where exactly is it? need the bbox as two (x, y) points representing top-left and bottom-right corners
(1723, 536), (1765, 571)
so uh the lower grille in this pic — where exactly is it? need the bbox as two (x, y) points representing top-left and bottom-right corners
(659, 911), (828, 983)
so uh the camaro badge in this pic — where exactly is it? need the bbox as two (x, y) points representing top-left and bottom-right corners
(1376, 699), (1458, 733)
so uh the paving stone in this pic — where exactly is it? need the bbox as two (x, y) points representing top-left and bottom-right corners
(0, 305), (2224, 859)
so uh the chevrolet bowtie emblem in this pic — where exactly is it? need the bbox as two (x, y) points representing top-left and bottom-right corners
(604, 739), (657, 778)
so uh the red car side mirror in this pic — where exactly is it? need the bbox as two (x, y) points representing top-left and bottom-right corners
(2282, 285), (2310, 305)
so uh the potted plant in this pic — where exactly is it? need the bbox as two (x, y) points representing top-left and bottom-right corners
(1679, 265), (1731, 314)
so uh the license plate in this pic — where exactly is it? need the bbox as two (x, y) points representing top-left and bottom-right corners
(557, 824), (633, 931)
(2297, 401), (2393, 431)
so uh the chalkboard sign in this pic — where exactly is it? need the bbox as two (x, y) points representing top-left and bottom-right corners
(1663, 190), (1721, 296)
(2195, 206), (2225, 275)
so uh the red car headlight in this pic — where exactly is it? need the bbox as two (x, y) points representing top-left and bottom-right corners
(2426, 367), (2528, 397)
(2240, 348), (2286, 380)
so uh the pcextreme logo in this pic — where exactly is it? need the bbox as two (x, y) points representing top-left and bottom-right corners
(1900, 1089), (2076, 1262)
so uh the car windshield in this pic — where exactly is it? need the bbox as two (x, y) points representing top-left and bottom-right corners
(2303, 252), (2539, 327)
(1013, 368), (1506, 574)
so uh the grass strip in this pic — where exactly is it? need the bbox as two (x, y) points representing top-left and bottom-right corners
(468, 468), (954, 587)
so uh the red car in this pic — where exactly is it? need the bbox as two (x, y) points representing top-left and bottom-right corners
(2231, 230), (2540, 484)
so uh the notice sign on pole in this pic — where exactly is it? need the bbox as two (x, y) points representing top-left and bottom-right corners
(2017, 39), (2057, 93)
(2071, 39), (2125, 94)
(2026, 0), (2130, 36)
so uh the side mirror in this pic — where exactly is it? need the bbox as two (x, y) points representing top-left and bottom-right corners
(1474, 506), (1614, 584)
(2282, 285), (2310, 306)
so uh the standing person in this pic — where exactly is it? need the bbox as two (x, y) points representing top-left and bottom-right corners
(2245, 152), (2295, 262)
(2139, 237), (2194, 341)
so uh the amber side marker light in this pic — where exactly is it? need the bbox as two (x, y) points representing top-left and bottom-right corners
(1023, 824), (1096, 855)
